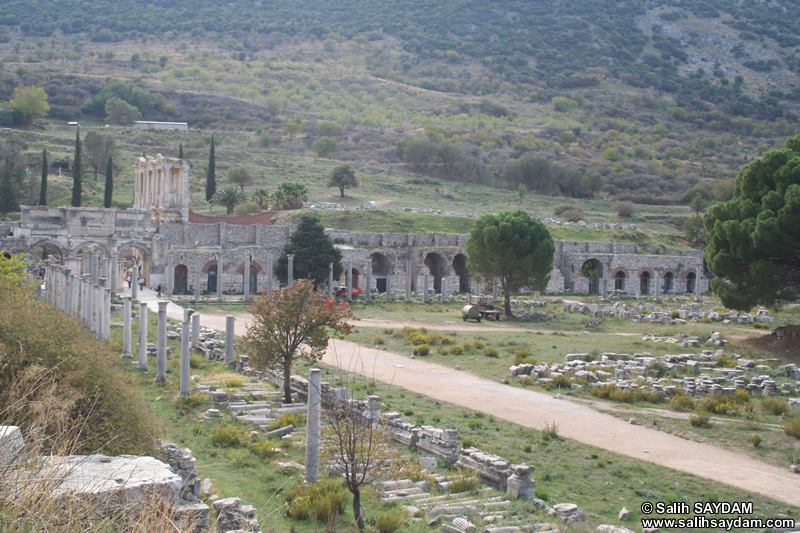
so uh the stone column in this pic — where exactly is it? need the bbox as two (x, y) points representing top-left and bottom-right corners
(441, 278), (448, 303)
(267, 253), (274, 293)
(63, 270), (72, 316)
(138, 302), (149, 372)
(192, 312), (200, 349)
(423, 272), (430, 303)
(225, 315), (235, 364)
(156, 301), (168, 383)
(506, 464), (536, 499)
(492, 277), (499, 300)
(602, 264), (608, 299)
(654, 272), (661, 301)
(131, 264), (139, 300)
(166, 254), (174, 298)
(405, 261), (412, 302)
(101, 259), (109, 287)
(109, 254), (118, 297)
(180, 309), (193, 397)
(346, 261), (353, 302)
(122, 296), (133, 358)
(328, 262), (334, 298)
(365, 262), (372, 302)
(193, 253), (201, 302)
(243, 255), (251, 302)
(305, 368), (322, 485)
(103, 287), (111, 341)
(287, 254), (294, 285)
(93, 283), (101, 336)
(386, 275), (392, 302)
(695, 263), (702, 299)
(216, 254), (223, 302)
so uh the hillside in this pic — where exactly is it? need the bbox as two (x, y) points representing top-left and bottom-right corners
(0, 0), (798, 237)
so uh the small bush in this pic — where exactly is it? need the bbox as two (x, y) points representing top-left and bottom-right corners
(383, 327), (394, 335)
(413, 344), (430, 356)
(223, 376), (245, 388)
(233, 202), (262, 215)
(545, 374), (572, 391)
(553, 203), (585, 222)
(286, 478), (348, 520)
(784, 418), (800, 439)
(376, 507), (409, 533)
(534, 489), (549, 501)
(269, 411), (305, 431)
(749, 434), (762, 447)
(669, 393), (695, 412)
(460, 341), (472, 351)
(437, 346), (450, 355)
(519, 376), (534, 386)
(467, 419), (483, 430)
(688, 413), (711, 428)
(175, 391), (207, 414)
(473, 340), (486, 349)
(226, 448), (253, 467)
(615, 200), (637, 217)
(450, 344), (464, 355)
(523, 443), (532, 453)
(248, 438), (282, 459)
(461, 438), (474, 448)
(760, 397), (790, 416)
(483, 347), (499, 358)
(447, 467), (479, 493)
(541, 421), (560, 441)
(211, 424), (247, 447)
(403, 409), (414, 416)
(441, 336), (455, 345)
(406, 332), (429, 346)
(415, 416), (425, 425)
(373, 336), (386, 345)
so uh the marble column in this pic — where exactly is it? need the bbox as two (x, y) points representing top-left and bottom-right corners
(63, 268), (72, 312)
(138, 302), (149, 372)
(602, 264), (608, 299)
(365, 262), (372, 302)
(328, 262), (334, 298)
(267, 253), (274, 293)
(441, 278), (448, 303)
(131, 264), (139, 300)
(243, 255), (251, 302)
(492, 277), (499, 300)
(305, 368), (322, 485)
(166, 254), (174, 298)
(193, 253), (201, 302)
(109, 254), (118, 297)
(156, 301), (168, 382)
(102, 287), (111, 341)
(346, 261), (353, 302)
(405, 261), (412, 302)
(287, 254), (294, 285)
(654, 272), (661, 301)
(216, 254), (223, 302)
(695, 263), (702, 299)
(192, 312), (200, 349)
(225, 315), (235, 364)
(423, 272), (430, 303)
(122, 296), (133, 358)
(179, 309), (193, 397)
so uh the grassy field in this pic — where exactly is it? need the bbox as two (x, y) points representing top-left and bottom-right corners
(109, 307), (799, 532)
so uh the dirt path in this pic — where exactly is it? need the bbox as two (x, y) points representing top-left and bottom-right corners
(134, 289), (800, 507)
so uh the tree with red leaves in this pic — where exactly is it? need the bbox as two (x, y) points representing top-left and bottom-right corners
(243, 279), (355, 403)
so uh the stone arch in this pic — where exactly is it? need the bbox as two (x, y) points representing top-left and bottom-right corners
(116, 241), (151, 260)
(614, 270), (627, 291)
(424, 251), (448, 291)
(686, 271), (697, 294)
(73, 240), (111, 258)
(117, 242), (151, 286)
(663, 271), (675, 294)
(174, 264), (188, 294)
(452, 253), (471, 293)
(639, 270), (652, 295)
(237, 261), (263, 294)
(371, 252), (392, 293)
(581, 258), (603, 294)
(203, 260), (219, 293)
(29, 239), (66, 264)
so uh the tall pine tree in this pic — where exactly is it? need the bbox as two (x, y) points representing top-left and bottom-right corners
(104, 156), (113, 208)
(71, 129), (82, 207)
(205, 135), (216, 202)
(38, 148), (47, 206)
(178, 143), (183, 159)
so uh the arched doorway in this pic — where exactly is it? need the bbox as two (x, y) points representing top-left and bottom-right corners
(686, 272), (696, 294)
(424, 252), (447, 292)
(581, 259), (603, 294)
(615, 271), (626, 291)
(174, 265), (188, 294)
(30, 241), (64, 264)
(249, 266), (258, 294)
(640, 271), (651, 295)
(208, 265), (217, 293)
(371, 252), (392, 293)
(664, 272), (674, 294)
(452, 253), (471, 293)
(118, 242), (151, 288)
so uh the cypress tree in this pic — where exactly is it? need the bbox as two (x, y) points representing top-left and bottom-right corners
(178, 143), (183, 159)
(104, 156), (113, 208)
(205, 134), (216, 202)
(38, 148), (47, 206)
(71, 129), (82, 207)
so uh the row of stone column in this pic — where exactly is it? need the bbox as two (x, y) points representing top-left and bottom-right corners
(44, 260), (111, 341)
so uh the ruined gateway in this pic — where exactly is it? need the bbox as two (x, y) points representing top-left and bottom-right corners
(1, 154), (708, 299)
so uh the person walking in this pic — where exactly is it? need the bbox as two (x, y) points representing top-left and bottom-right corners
(156, 284), (162, 298)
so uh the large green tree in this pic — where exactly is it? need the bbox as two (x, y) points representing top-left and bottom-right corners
(226, 165), (253, 192)
(465, 210), (554, 316)
(704, 134), (800, 310)
(327, 163), (357, 198)
(9, 85), (49, 124)
(274, 213), (343, 286)
(71, 130), (82, 207)
(212, 186), (246, 214)
(83, 131), (116, 182)
(205, 134), (216, 202)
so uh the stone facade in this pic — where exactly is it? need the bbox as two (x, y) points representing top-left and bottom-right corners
(0, 154), (709, 299)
